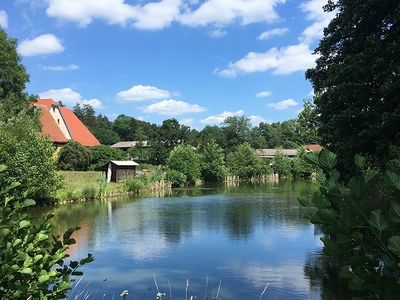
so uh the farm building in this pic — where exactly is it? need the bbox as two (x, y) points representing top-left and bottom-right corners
(110, 141), (149, 151)
(33, 98), (100, 147)
(106, 160), (139, 183)
(254, 149), (298, 159)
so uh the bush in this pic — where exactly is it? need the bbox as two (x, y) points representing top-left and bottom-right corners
(0, 101), (61, 202)
(123, 177), (146, 192)
(0, 165), (93, 299)
(201, 140), (227, 182)
(166, 170), (187, 187)
(272, 149), (292, 177)
(81, 186), (97, 200)
(58, 141), (90, 171)
(89, 145), (125, 171)
(167, 145), (200, 185)
(300, 149), (400, 298)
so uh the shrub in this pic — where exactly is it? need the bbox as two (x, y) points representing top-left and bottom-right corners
(167, 145), (200, 185)
(272, 149), (292, 177)
(0, 165), (93, 299)
(123, 177), (146, 192)
(299, 149), (400, 298)
(58, 141), (90, 171)
(81, 186), (97, 200)
(166, 170), (187, 187)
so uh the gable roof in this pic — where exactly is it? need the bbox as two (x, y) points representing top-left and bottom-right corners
(59, 107), (100, 146)
(34, 99), (100, 147)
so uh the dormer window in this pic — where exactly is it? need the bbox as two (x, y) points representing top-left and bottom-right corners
(57, 119), (60, 124)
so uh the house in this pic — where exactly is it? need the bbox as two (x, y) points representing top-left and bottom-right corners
(254, 149), (298, 159)
(106, 160), (139, 183)
(34, 98), (100, 147)
(110, 141), (149, 151)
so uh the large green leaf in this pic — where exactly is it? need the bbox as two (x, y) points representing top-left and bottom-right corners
(319, 149), (337, 170)
(388, 236), (400, 256)
(368, 210), (388, 234)
(386, 171), (400, 191)
(354, 154), (365, 169)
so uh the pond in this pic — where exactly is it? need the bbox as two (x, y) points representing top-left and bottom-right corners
(36, 181), (326, 299)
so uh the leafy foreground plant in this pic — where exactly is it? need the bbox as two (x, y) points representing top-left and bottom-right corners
(0, 165), (93, 299)
(299, 149), (400, 299)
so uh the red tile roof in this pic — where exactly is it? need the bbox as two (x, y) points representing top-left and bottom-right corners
(304, 144), (323, 151)
(35, 105), (69, 144)
(60, 107), (100, 146)
(34, 98), (100, 147)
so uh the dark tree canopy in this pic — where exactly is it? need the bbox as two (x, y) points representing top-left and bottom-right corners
(0, 29), (29, 99)
(306, 0), (400, 172)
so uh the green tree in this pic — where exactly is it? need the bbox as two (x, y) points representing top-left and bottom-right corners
(148, 141), (169, 165)
(222, 116), (251, 149)
(160, 118), (187, 148)
(0, 101), (61, 202)
(298, 99), (320, 144)
(306, 0), (400, 174)
(201, 140), (227, 182)
(58, 141), (90, 171)
(0, 28), (29, 99)
(89, 145), (125, 171)
(0, 165), (93, 299)
(226, 142), (271, 179)
(167, 145), (200, 185)
(272, 149), (292, 177)
(199, 125), (227, 148)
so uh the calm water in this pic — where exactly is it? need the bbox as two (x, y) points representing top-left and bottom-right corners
(36, 181), (326, 299)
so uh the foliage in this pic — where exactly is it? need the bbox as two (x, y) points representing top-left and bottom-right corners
(226, 143), (271, 179)
(222, 116), (251, 149)
(147, 141), (169, 165)
(123, 177), (146, 192)
(58, 141), (90, 171)
(81, 186), (97, 200)
(0, 101), (61, 202)
(199, 125), (227, 149)
(89, 145), (125, 171)
(272, 149), (292, 177)
(306, 0), (400, 174)
(128, 142), (149, 162)
(291, 148), (318, 178)
(200, 140), (227, 182)
(0, 165), (93, 299)
(297, 99), (320, 145)
(0, 28), (29, 99)
(166, 170), (187, 187)
(299, 149), (400, 298)
(167, 145), (200, 185)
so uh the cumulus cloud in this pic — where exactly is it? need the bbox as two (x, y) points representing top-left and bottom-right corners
(18, 34), (64, 57)
(40, 64), (79, 72)
(200, 110), (244, 125)
(267, 98), (298, 110)
(217, 42), (316, 77)
(143, 99), (206, 116)
(117, 84), (170, 102)
(0, 10), (8, 29)
(39, 88), (104, 109)
(256, 91), (272, 98)
(45, 0), (285, 30)
(299, 0), (336, 43)
(180, 118), (194, 126)
(257, 27), (288, 40)
(249, 115), (267, 126)
(208, 28), (227, 38)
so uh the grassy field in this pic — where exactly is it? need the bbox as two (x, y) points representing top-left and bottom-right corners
(56, 171), (124, 201)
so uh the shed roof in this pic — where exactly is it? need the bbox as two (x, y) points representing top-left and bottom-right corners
(110, 160), (139, 166)
(255, 149), (298, 157)
(110, 141), (148, 148)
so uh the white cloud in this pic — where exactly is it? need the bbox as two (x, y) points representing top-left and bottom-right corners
(117, 84), (170, 102)
(249, 115), (267, 126)
(39, 88), (104, 109)
(180, 118), (194, 126)
(257, 27), (288, 40)
(180, 0), (285, 27)
(256, 91), (272, 98)
(0, 10), (8, 29)
(217, 42), (316, 77)
(299, 0), (336, 43)
(208, 28), (227, 38)
(18, 34), (64, 57)
(46, 0), (181, 30)
(267, 98), (298, 110)
(143, 99), (206, 116)
(200, 110), (244, 125)
(46, 0), (285, 30)
(40, 64), (79, 72)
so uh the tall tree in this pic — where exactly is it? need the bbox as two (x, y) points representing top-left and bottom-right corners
(306, 0), (400, 173)
(0, 28), (29, 100)
(222, 116), (251, 149)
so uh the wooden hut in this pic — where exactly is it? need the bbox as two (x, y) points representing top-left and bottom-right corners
(106, 160), (139, 183)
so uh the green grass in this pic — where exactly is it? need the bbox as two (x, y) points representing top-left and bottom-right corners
(56, 171), (124, 201)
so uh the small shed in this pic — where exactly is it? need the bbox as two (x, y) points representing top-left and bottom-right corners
(106, 160), (139, 183)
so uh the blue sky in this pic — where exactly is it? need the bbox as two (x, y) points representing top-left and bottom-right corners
(0, 0), (334, 129)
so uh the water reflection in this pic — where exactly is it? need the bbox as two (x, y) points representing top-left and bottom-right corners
(32, 181), (323, 299)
